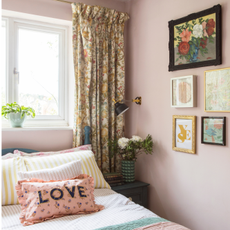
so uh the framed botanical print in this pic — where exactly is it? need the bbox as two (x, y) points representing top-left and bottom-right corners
(201, 117), (226, 145)
(168, 4), (221, 71)
(204, 67), (230, 112)
(172, 115), (196, 154)
(171, 75), (196, 107)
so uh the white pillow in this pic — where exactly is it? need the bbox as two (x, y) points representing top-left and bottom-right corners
(23, 150), (110, 189)
(14, 144), (92, 157)
(2, 153), (17, 160)
(17, 160), (82, 181)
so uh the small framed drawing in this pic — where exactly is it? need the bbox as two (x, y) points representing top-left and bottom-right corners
(171, 75), (196, 107)
(201, 117), (226, 145)
(204, 67), (230, 112)
(168, 4), (221, 71)
(172, 115), (196, 154)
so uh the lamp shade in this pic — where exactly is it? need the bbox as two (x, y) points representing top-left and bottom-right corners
(115, 102), (129, 116)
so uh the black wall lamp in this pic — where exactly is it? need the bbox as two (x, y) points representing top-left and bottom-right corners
(113, 96), (141, 116)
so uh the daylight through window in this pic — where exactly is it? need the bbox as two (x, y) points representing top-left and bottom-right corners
(1, 15), (69, 126)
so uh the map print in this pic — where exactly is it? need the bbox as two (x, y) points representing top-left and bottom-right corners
(203, 118), (223, 144)
(205, 68), (230, 111)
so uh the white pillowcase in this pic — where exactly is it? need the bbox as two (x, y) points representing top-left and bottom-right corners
(17, 160), (82, 181)
(14, 145), (92, 157)
(2, 153), (17, 160)
(23, 150), (110, 189)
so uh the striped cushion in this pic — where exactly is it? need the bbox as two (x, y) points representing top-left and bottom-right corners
(17, 160), (82, 181)
(23, 150), (110, 189)
(2, 157), (27, 205)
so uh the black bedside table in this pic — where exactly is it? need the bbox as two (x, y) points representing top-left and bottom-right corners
(111, 181), (149, 208)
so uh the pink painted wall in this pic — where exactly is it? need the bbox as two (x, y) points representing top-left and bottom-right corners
(1, 0), (126, 151)
(125, 0), (230, 230)
(2, 0), (126, 21)
(2, 129), (73, 151)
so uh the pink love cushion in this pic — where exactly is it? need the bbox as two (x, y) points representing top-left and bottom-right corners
(15, 174), (104, 226)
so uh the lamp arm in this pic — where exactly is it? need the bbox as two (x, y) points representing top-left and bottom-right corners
(113, 99), (118, 104)
(123, 99), (132, 103)
(113, 96), (141, 105)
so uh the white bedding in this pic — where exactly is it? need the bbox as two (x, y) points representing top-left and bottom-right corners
(2, 189), (159, 230)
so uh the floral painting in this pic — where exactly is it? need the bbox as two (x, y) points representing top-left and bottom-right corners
(205, 68), (230, 112)
(201, 117), (226, 145)
(174, 14), (216, 65)
(168, 5), (221, 71)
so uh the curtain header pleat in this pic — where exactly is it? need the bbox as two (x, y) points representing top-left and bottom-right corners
(71, 3), (129, 24)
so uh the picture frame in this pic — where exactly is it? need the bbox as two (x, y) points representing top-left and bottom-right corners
(171, 75), (197, 107)
(172, 115), (196, 154)
(204, 67), (230, 112)
(168, 4), (221, 71)
(201, 117), (226, 145)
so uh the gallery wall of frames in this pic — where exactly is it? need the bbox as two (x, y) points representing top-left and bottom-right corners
(169, 4), (229, 154)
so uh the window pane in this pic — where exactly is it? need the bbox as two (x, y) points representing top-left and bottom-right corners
(1, 20), (6, 106)
(18, 28), (59, 115)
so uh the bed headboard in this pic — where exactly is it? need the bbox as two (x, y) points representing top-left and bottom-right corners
(2, 148), (39, 156)
(2, 126), (91, 156)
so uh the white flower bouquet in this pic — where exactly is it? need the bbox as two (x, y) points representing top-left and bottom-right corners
(108, 134), (153, 161)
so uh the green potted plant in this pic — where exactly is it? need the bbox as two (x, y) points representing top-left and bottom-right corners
(1, 102), (35, 127)
(108, 135), (153, 182)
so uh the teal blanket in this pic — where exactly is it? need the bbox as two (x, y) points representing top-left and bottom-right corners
(95, 217), (168, 230)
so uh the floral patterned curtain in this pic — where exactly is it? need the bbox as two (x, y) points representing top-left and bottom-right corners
(72, 3), (129, 173)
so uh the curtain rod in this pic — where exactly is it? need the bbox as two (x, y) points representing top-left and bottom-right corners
(54, 0), (74, 4)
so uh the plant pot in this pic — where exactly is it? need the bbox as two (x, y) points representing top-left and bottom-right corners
(8, 113), (26, 128)
(121, 160), (135, 182)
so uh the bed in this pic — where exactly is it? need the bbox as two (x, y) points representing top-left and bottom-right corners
(2, 148), (190, 230)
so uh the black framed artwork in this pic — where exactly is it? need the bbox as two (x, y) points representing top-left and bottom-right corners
(201, 117), (226, 146)
(168, 4), (221, 71)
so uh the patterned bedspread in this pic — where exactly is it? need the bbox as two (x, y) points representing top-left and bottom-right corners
(2, 189), (189, 230)
(134, 221), (190, 230)
(95, 217), (190, 230)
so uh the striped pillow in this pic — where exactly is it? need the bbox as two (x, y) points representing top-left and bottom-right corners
(2, 157), (27, 205)
(23, 150), (110, 189)
(17, 160), (82, 181)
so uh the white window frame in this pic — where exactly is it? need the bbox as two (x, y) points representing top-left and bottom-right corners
(1, 18), (9, 104)
(2, 10), (73, 128)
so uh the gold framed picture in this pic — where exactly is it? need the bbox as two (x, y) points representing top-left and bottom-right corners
(204, 67), (230, 112)
(172, 115), (196, 154)
(171, 75), (197, 107)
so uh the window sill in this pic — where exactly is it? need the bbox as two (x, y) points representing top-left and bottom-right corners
(1, 119), (73, 131)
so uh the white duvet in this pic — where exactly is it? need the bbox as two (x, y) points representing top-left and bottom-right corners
(2, 189), (158, 230)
